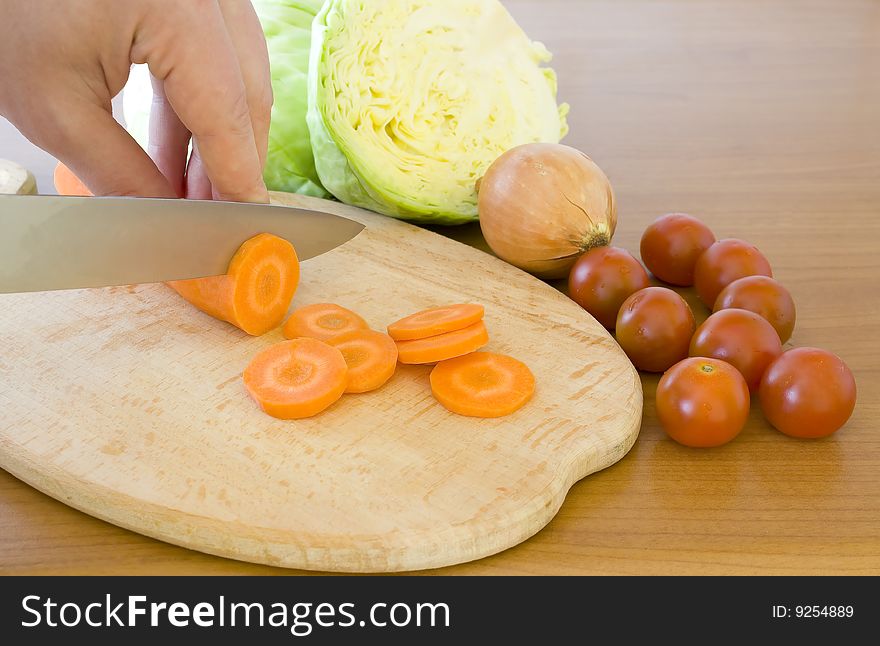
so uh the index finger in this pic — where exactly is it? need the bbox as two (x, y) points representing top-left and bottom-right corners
(134, 0), (268, 203)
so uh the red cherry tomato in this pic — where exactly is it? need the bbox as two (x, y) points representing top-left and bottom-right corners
(568, 247), (650, 329)
(615, 287), (695, 372)
(759, 348), (856, 438)
(656, 357), (750, 448)
(640, 213), (716, 286)
(694, 239), (773, 308)
(714, 275), (796, 343)
(689, 308), (783, 391)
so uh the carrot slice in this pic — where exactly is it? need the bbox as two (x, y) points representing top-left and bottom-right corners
(243, 338), (348, 419)
(430, 352), (535, 418)
(396, 321), (489, 365)
(169, 233), (299, 336)
(54, 162), (92, 196)
(283, 303), (368, 341)
(387, 304), (485, 341)
(328, 329), (399, 393)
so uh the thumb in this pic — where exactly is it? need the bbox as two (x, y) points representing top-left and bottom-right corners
(50, 100), (176, 198)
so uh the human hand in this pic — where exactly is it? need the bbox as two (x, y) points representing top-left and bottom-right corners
(0, 0), (271, 202)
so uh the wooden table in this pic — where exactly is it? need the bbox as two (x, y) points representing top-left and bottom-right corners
(1, 0), (878, 575)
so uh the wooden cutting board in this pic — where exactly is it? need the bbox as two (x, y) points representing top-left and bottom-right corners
(0, 192), (641, 572)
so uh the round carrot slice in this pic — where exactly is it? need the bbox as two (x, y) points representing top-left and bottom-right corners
(387, 304), (485, 341)
(328, 329), (399, 393)
(395, 321), (489, 365)
(243, 339), (347, 419)
(283, 303), (368, 341)
(430, 352), (535, 418)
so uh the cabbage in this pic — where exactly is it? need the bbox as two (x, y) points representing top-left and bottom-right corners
(255, 0), (328, 197)
(307, 0), (568, 224)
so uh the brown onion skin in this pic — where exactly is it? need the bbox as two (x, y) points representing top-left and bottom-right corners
(478, 143), (617, 279)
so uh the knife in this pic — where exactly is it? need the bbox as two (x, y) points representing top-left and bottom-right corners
(0, 195), (365, 293)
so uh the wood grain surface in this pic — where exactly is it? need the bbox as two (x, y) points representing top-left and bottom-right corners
(0, 192), (641, 572)
(1, 0), (879, 574)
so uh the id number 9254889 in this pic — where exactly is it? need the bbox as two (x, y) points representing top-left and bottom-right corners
(772, 605), (854, 619)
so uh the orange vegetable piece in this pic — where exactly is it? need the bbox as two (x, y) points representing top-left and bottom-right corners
(387, 304), (485, 341)
(283, 303), (368, 341)
(168, 233), (299, 336)
(243, 339), (348, 419)
(430, 352), (535, 418)
(54, 162), (92, 196)
(328, 329), (399, 393)
(396, 321), (489, 365)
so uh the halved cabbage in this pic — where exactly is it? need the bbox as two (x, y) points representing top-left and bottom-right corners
(308, 0), (569, 224)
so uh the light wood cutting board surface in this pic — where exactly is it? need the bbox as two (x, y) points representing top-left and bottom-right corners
(0, 192), (642, 572)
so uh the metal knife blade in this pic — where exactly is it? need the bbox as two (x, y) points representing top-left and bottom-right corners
(0, 195), (364, 293)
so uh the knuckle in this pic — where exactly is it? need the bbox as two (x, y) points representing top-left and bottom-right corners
(227, 90), (256, 136)
(251, 86), (274, 121)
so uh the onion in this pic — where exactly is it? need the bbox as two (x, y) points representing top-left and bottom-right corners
(477, 143), (617, 279)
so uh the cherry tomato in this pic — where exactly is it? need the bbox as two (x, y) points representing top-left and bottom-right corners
(616, 287), (695, 372)
(656, 357), (750, 448)
(568, 246), (650, 329)
(759, 348), (856, 438)
(714, 275), (796, 343)
(694, 239), (773, 308)
(689, 308), (782, 391)
(640, 213), (716, 286)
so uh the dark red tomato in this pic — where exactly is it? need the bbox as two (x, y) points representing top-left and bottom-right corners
(714, 275), (796, 343)
(568, 247), (650, 329)
(759, 348), (857, 439)
(694, 239), (773, 308)
(616, 287), (695, 372)
(656, 357), (750, 448)
(689, 308), (783, 391)
(640, 213), (716, 286)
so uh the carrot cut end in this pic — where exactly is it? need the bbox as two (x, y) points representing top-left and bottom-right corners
(229, 233), (300, 336)
(430, 352), (535, 418)
(170, 233), (299, 337)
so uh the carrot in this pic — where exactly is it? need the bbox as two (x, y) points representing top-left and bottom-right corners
(395, 321), (489, 365)
(430, 352), (535, 418)
(283, 303), (368, 341)
(327, 329), (399, 393)
(387, 304), (485, 341)
(54, 162), (92, 196)
(243, 338), (348, 419)
(168, 233), (299, 336)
